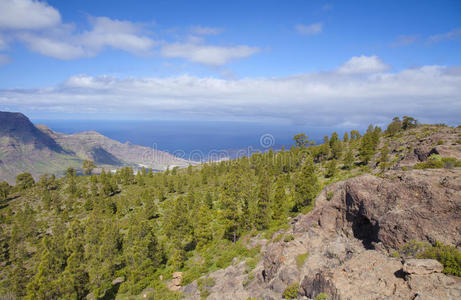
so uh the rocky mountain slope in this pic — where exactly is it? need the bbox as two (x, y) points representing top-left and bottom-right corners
(182, 126), (461, 300)
(0, 111), (190, 184)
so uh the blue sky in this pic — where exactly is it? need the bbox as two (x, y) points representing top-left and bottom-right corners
(0, 0), (460, 127)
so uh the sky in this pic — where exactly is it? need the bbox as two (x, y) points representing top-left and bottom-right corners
(0, 0), (460, 127)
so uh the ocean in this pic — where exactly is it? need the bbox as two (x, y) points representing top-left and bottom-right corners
(32, 119), (345, 161)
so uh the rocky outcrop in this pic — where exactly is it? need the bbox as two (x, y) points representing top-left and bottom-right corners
(182, 168), (461, 299)
(325, 169), (461, 250)
(403, 259), (443, 275)
(376, 125), (461, 170)
(168, 272), (183, 292)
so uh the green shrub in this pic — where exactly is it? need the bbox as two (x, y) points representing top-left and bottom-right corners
(421, 242), (461, 277)
(400, 240), (461, 277)
(283, 234), (294, 243)
(414, 154), (443, 169)
(437, 140), (444, 145)
(314, 293), (329, 300)
(391, 250), (400, 258)
(295, 252), (309, 269)
(414, 160), (442, 169)
(326, 191), (334, 200)
(282, 282), (299, 299)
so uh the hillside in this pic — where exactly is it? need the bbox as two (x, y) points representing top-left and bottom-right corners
(0, 111), (190, 184)
(0, 118), (460, 300)
(180, 123), (461, 300)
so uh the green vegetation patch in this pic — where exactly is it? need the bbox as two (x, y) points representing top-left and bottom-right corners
(395, 240), (461, 277)
(414, 154), (461, 169)
(282, 282), (299, 299)
(295, 252), (309, 269)
(314, 292), (329, 300)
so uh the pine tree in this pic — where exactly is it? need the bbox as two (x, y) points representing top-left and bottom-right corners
(195, 201), (213, 248)
(83, 160), (96, 175)
(254, 170), (271, 230)
(325, 159), (337, 178)
(15, 172), (34, 190)
(26, 225), (67, 299)
(378, 142), (390, 173)
(359, 125), (376, 164)
(402, 116), (418, 130)
(219, 171), (243, 242)
(343, 148), (355, 170)
(163, 196), (194, 250)
(124, 220), (163, 293)
(293, 133), (309, 148)
(272, 176), (287, 221)
(294, 155), (321, 210)
(56, 220), (89, 299)
(343, 132), (349, 143)
(385, 117), (402, 136)
(329, 132), (342, 159)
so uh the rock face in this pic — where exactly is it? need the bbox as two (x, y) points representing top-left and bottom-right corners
(182, 168), (461, 300)
(324, 169), (461, 250)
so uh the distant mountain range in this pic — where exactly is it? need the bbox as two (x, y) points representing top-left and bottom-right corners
(0, 111), (191, 184)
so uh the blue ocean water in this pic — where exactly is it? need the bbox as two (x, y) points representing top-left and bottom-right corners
(32, 119), (343, 161)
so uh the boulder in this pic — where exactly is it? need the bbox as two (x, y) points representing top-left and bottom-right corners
(403, 259), (443, 275)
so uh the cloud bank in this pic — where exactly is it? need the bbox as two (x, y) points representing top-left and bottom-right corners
(1, 56), (460, 127)
(0, 0), (61, 30)
(0, 0), (257, 65)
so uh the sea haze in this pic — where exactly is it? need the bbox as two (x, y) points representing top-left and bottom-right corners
(32, 119), (346, 161)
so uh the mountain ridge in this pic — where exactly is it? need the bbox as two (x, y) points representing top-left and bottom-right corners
(0, 111), (190, 184)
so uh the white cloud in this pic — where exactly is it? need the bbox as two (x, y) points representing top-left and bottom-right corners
(0, 1), (156, 60)
(190, 26), (222, 35)
(19, 32), (85, 60)
(295, 23), (323, 35)
(337, 55), (390, 74)
(1, 59), (460, 126)
(0, 53), (11, 65)
(80, 17), (156, 56)
(161, 42), (259, 66)
(0, 0), (61, 30)
(11, 16), (156, 60)
(427, 28), (461, 44)
(0, 1), (251, 65)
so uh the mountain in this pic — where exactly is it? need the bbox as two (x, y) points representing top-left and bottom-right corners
(180, 124), (461, 299)
(0, 118), (460, 299)
(0, 111), (190, 184)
